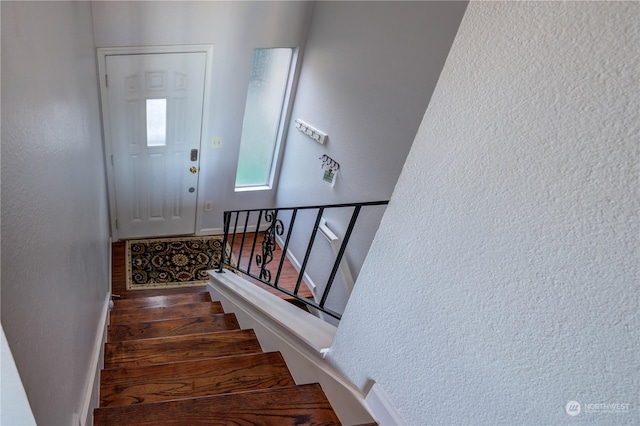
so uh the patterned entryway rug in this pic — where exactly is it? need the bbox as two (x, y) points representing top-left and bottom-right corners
(126, 235), (232, 290)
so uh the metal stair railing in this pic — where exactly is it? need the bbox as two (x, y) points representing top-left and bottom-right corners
(216, 201), (389, 320)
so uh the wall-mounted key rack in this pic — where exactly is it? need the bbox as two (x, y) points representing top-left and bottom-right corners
(319, 154), (340, 172)
(295, 119), (328, 144)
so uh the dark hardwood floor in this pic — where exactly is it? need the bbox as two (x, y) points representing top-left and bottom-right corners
(111, 233), (313, 301)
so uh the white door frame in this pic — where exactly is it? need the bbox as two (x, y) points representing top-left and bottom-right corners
(97, 45), (214, 241)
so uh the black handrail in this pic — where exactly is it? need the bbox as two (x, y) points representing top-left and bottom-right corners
(216, 200), (388, 320)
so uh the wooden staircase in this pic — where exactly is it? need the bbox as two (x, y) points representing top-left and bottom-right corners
(94, 290), (341, 425)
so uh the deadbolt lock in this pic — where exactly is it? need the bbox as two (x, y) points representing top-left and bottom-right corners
(189, 166), (197, 174)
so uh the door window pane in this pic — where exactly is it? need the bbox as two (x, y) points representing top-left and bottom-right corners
(235, 48), (293, 188)
(146, 98), (167, 147)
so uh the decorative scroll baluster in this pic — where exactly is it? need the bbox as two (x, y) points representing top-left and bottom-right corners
(255, 210), (284, 283)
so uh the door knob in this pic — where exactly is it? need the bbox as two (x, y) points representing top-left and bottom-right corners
(189, 166), (197, 174)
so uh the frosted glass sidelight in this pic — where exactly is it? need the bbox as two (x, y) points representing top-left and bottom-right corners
(235, 48), (293, 188)
(146, 98), (167, 147)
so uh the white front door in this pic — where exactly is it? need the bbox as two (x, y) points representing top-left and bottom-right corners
(104, 52), (207, 239)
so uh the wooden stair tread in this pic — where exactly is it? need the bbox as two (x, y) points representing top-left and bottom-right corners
(98, 282), (341, 424)
(104, 330), (262, 369)
(110, 301), (224, 324)
(112, 293), (211, 310)
(108, 314), (240, 342)
(94, 383), (341, 425)
(100, 352), (295, 406)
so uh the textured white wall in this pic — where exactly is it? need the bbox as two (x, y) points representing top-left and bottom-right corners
(329, 2), (640, 425)
(91, 1), (314, 233)
(1, 2), (110, 425)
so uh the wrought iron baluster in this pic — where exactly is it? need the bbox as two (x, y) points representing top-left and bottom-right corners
(236, 211), (250, 270)
(217, 211), (231, 273)
(247, 210), (263, 276)
(256, 209), (284, 283)
(274, 209), (298, 286)
(229, 211), (240, 266)
(320, 205), (361, 308)
(294, 208), (324, 295)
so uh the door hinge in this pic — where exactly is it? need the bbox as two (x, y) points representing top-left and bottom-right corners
(111, 155), (114, 166)
(115, 219), (119, 229)
(105, 74), (108, 88)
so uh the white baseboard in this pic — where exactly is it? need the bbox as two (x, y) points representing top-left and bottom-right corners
(78, 292), (110, 426)
(197, 227), (224, 235)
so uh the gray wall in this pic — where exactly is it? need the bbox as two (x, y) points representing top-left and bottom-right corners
(277, 1), (468, 205)
(329, 2), (640, 424)
(92, 1), (314, 233)
(1, 2), (110, 424)
(274, 1), (467, 316)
